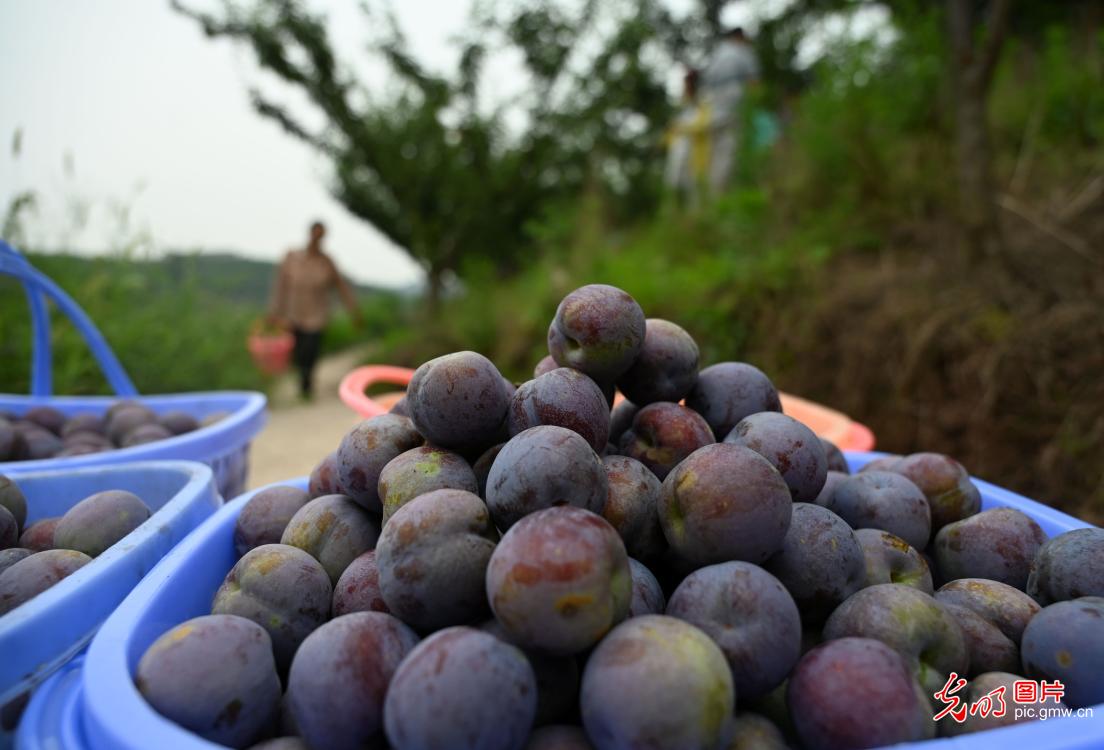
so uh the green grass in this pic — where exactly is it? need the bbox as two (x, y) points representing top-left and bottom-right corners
(0, 252), (408, 396)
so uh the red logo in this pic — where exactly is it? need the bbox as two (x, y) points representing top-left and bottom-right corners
(934, 674), (1064, 723)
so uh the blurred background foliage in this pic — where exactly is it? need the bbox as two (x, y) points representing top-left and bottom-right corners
(1, 0), (1102, 518)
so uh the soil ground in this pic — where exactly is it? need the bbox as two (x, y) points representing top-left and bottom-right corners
(247, 348), (366, 489)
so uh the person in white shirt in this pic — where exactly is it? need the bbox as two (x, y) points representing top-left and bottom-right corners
(701, 27), (761, 193)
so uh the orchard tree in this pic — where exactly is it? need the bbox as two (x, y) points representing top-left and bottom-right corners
(173, 0), (677, 306)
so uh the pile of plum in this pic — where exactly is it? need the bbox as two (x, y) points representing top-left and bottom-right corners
(135, 284), (1104, 750)
(0, 401), (204, 461)
(0, 475), (153, 614)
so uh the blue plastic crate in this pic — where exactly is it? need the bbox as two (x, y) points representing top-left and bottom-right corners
(0, 393), (266, 501)
(0, 242), (267, 499)
(17, 456), (1104, 749)
(0, 461), (220, 748)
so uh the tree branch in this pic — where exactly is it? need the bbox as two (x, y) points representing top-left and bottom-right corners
(170, 1), (253, 39)
(248, 90), (332, 152)
(998, 193), (1102, 267)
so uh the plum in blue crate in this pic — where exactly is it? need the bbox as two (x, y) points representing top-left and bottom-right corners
(45, 460), (1104, 749)
(0, 401), (206, 463)
(0, 392), (266, 499)
(15, 284), (1104, 750)
(0, 460), (219, 749)
(0, 477), (156, 617)
(0, 550), (92, 615)
(135, 614), (282, 748)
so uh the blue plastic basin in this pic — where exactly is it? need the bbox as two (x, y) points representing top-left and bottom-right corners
(0, 461), (219, 748)
(0, 392), (267, 500)
(17, 455), (1104, 749)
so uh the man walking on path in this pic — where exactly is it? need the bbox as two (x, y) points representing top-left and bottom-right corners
(268, 221), (362, 399)
(701, 27), (760, 193)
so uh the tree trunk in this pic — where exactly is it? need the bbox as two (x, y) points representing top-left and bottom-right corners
(425, 265), (443, 315)
(947, 0), (1012, 259)
(951, 71), (1000, 255)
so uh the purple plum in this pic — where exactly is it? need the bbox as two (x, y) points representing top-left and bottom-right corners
(787, 637), (934, 750)
(485, 426), (607, 530)
(658, 443), (792, 566)
(823, 583), (969, 694)
(23, 405), (66, 435)
(481, 619), (581, 726)
(0, 548), (31, 577)
(616, 319), (699, 406)
(534, 355), (559, 378)
(1027, 528), (1104, 604)
(667, 561), (801, 700)
(627, 557), (665, 616)
(309, 451), (343, 498)
(332, 549), (389, 616)
(812, 470), (848, 507)
(407, 351), (513, 449)
(211, 544), (332, 671)
(724, 412), (827, 503)
(508, 368), (611, 453)
(376, 489), (497, 631)
(547, 284), (646, 383)
(820, 438), (849, 474)
(0, 475), (26, 531)
(384, 626), (538, 750)
(377, 445), (478, 524)
(890, 452), (981, 531)
(336, 414), (423, 513)
(934, 507), (1046, 590)
(763, 503), (865, 624)
(472, 442), (505, 499)
(233, 485), (312, 557)
(286, 612), (419, 750)
(601, 455), (665, 560)
(935, 578), (1041, 645)
(854, 528), (933, 593)
(0, 506), (15, 550)
(280, 494), (380, 584)
(827, 471), (931, 551)
(1021, 597), (1104, 709)
(159, 411), (200, 435)
(53, 490), (151, 557)
(684, 362), (782, 440)
(728, 712), (789, 750)
(619, 402), (714, 480)
(136, 614), (281, 748)
(0, 549), (92, 614)
(580, 615), (734, 750)
(18, 517), (58, 552)
(608, 400), (639, 445)
(486, 506), (630, 655)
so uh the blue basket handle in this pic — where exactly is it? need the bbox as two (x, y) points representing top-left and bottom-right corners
(0, 241), (138, 397)
(0, 243), (53, 394)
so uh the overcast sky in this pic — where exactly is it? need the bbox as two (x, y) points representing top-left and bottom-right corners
(0, 1), (884, 288)
(0, 0), (477, 287)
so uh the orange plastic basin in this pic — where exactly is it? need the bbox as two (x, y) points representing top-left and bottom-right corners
(339, 365), (875, 452)
(247, 332), (294, 375)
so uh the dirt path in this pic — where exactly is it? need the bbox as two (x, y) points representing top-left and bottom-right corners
(248, 348), (367, 489)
